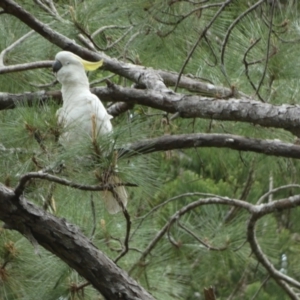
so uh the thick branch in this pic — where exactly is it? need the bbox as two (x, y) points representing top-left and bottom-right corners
(2, 86), (300, 136)
(157, 70), (248, 97)
(0, 184), (155, 300)
(0, 0), (245, 97)
(0, 90), (61, 110)
(121, 133), (300, 160)
(0, 0), (167, 91)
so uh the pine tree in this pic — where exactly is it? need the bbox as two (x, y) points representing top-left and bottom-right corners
(1, 1), (300, 299)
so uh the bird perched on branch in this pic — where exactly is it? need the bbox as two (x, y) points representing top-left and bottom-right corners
(52, 51), (127, 214)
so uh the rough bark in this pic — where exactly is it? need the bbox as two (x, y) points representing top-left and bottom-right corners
(1, 86), (300, 136)
(121, 133), (300, 160)
(0, 184), (155, 300)
(0, 0), (245, 98)
(0, 0), (166, 91)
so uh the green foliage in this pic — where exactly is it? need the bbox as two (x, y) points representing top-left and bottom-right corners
(1, 0), (300, 299)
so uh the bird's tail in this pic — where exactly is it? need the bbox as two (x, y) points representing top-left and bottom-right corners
(102, 174), (128, 214)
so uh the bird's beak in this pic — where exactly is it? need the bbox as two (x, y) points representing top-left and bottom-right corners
(77, 57), (103, 71)
(53, 60), (62, 73)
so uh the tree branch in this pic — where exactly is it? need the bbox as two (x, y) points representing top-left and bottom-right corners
(129, 196), (254, 273)
(0, 29), (35, 66)
(247, 213), (299, 299)
(0, 0), (249, 98)
(14, 171), (136, 198)
(120, 133), (300, 159)
(2, 85), (300, 136)
(85, 85), (300, 137)
(0, 183), (155, 300)
(0, 60), (53, 74)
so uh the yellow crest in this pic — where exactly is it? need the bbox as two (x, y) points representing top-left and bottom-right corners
(72, 53), (103, 71)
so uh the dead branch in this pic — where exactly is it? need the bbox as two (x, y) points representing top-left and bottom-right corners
(129, 196), (254, 274)
(14, 171), (137, 198)
(175, 0), (234, 91)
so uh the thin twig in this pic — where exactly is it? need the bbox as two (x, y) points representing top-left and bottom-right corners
(255, 1), (275, 101)
(129, 196), (253, 274)
(0, 61), (53, 74)
(220, 0), (266, 70)
(90, 194), (96, 239)
(250, 275), (270, 300)
(178, 221), (227, 251)
(14, 171), (137, 198)
(256, 184), (300, 204)
(91, 25), (131, 39)
(113, 192), (131, 264)
(226, 267), (249, 300)
(174, 0), (234, 92)
(0, 30), (35, 66)
(130, 192), (222, 240)
(242, 38), (264, 98)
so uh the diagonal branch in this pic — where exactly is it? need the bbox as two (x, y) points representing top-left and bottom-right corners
(175, 0), (234, 91)
(0, 0), (168, 92)
(0, 183), (155, 300)
(247, 213), (299, 299)
(0, 30), (35, 66)
(0, 0), (248, 98)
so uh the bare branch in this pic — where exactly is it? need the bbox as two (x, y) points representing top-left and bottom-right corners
(158, 70), (249, 97)
(0, 0), (240, 97)
(114, 205), (131, 263)
(247, 213), (300, 298)
(255, 1), (275, 101)
(257, 184), (300, 204)
(0, 0), (167, 91)
(131, 192), (220, 240)
(0, 30), (34, 66)
(93, 84), (300, 136)
(129, 196), (254, 273)
(220, 0), (266, 78)
(121, 133), (300, 160)
(0, 60), (53, 74)
(77, 33), (97, 51)
(91, 25), (132, 39)
(14, 171), (137, 198)
(90, 25), (133, 51)
(175, 0), (234, 92)
(178, 221), (227, 251)
(0, 0), (249, 99)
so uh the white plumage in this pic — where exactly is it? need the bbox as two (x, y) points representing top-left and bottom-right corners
(53, 51), (127, 214)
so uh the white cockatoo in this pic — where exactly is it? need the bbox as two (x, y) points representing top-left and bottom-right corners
(53, 51), (127, 214)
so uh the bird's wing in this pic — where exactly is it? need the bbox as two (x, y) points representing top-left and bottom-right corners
(58, 91), (113, 143)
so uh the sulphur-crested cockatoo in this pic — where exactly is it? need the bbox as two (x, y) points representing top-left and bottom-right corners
(53, 51), (127, 214)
